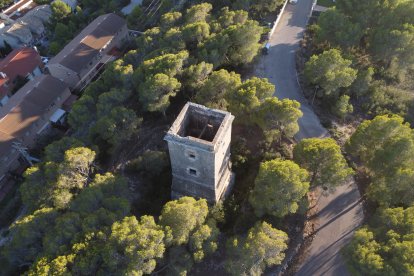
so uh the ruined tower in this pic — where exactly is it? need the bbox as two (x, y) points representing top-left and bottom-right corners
(164, 102), (235, 203)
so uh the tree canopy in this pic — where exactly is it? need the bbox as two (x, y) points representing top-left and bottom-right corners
(158, 197), (220, 274)
(347, 115), (414, 206)
(2, 2), (295, 275)
(20, 147), (96, 212)
(294, 138), (353, 188)
(249, 159), (309, 218)
(346, 206), (414, 276)
(195, 69), (242, 109)
(310, 0), (414, 122)
(103, 216), (165, 275)
(305, 49), (357, 98)
(226, 221), (289, 275)
(51, 0), (72, 21)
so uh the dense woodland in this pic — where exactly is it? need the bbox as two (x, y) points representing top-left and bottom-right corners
(305, 0), (414, 274)
(345, 115), (414, 275)
(0, 0), (413, 275)
(2, 1), (307, 275)
(304, 0), (414, 123)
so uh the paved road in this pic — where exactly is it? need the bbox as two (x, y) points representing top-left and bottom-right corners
(296, 183), (364, 276)
(255, 1), (328, 140)
(255, 1), (364, 275)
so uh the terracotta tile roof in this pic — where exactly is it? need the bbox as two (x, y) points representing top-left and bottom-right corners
(0, 101), (39, 137)
(0, 47), (42, 95)
(0, 75), (68, 137)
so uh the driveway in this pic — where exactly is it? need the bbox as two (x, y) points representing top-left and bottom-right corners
(255, 1), (364, 275)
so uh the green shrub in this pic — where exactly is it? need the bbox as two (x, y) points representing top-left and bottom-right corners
(126, 150), (169, 176)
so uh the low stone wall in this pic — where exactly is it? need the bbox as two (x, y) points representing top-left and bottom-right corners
(308, 0), (318, 21)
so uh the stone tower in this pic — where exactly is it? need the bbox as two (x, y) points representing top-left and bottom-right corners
(164, 102), (235, 203)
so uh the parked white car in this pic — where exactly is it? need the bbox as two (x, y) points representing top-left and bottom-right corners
(290, 0), (298, 4)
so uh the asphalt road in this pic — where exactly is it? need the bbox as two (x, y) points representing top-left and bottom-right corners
(255, 1), (364, 275)
(296, 183), (363, 276)
(255, 1), (328, 140)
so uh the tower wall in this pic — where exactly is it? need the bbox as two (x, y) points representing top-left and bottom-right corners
(164, 102), (234, 203)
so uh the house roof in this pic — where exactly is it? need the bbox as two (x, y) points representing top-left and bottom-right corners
(0, 75), (68, 137)
(4, 22), (33, 43)
(0, 47), (42, 89)
(59, 43), (96, 73)
(18, 15), (44, 34)
(49, 13), (126, 74)
(0, 100), (40, 137)
(0, 130), (16, 159)
(24, 5), (52, 23)
(0, 5), (51, 47)
(0, 74), (9, 98)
